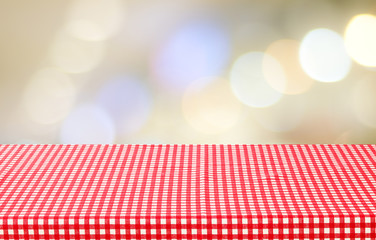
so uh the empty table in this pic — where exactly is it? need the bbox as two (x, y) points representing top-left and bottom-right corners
(1, 144), (376, 239)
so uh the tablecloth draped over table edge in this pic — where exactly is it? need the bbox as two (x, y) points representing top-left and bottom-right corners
(1, 144), (376, 239)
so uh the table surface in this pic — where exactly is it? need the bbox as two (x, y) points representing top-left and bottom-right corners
(1, 144), (376, 239)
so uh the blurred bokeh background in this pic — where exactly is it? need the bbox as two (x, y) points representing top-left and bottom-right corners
(1, 0), (376, 144)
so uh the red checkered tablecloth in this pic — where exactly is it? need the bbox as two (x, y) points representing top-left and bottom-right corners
(1, 144), (376, 239)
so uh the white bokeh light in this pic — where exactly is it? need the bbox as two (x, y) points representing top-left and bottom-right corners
(60, 104), (115, 144)
(230, 52), (284, 108)
(344, 14), (376, 67)
(299, 28), (352, 82)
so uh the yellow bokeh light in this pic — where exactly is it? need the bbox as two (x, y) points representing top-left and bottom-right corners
(265, 39), (314, 94)
(345, 14), (376, 67)
(22, 68), (76, 125)
(50, 32), (105, 73)
(66, 0), (125, 41)
(182, 77), (243, 135)
(65, 20), (104, 42)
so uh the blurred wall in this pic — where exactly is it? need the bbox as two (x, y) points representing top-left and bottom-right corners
(0, 0), (376, 144)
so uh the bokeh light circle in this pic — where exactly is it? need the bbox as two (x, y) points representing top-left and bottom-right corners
(60, 103), (115, 144)
(182, 77), (243, 135)
(230, 52), (284, 108)
(151, 21), (230, 93)
(22, 68), (76, 125)
(66, 0), (125, 41)
(344, 14), (376, 67)
(96, 76), (152, 136)
(265, 39), (314, 94)
(50, 32), (105, 73)
(299, 28), (352, 82)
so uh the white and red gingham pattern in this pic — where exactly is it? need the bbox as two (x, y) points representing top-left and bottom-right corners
(0, 144), (376, 239)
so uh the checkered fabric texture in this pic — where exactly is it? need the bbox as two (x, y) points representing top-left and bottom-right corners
(0, 144), (376, 239)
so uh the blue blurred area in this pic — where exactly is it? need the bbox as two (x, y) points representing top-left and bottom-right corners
(96, 76), (151, 136)
(151, 21), (230, 93)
